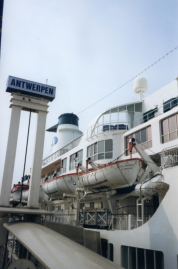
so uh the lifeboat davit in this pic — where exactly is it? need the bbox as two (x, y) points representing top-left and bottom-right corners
(42, 158), (143, 198)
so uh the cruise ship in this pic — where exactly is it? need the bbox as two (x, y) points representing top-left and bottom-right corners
(8, 76), (178, 268)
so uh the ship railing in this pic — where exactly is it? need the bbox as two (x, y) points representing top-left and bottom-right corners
(79, 210), (110, 227)
(109, 215), (150, 230)
(133, 97), (178, 127)
(87, 98), (178, 139)
(46, 213), (76, 226)
(42, 135), (83, 167)
(87, 120), (130, 139)
(79, 211), (151, 229)
(161, 146), (178, 167)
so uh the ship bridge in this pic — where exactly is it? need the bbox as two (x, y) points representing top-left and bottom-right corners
(87, 101), (143, 139)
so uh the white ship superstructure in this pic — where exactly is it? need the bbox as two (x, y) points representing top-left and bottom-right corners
(38, 76), (178, 268)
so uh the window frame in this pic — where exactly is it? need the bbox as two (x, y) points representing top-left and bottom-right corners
(69, 149), (83, 171)
(87, 139), (113, 161)
(161, 113), (178, 144)
(125, 125), (152, 155)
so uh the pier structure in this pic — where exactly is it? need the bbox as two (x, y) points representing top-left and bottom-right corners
(0, 76), (56, 208)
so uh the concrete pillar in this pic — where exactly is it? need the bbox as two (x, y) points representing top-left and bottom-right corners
(0, 105), (21, 206)
(28, 111), (47, 208)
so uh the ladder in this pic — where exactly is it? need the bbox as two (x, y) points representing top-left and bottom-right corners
(136, 197), (147, 227)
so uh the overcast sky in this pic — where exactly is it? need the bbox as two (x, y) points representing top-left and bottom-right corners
(0, 0), (178, 186)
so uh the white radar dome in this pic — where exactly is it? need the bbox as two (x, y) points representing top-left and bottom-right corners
(134, 77), (148, 94)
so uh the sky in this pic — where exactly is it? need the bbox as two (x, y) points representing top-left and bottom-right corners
(0, 0), (178, 187)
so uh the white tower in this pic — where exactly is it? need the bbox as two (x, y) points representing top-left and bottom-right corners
(134, 77), (148, 101)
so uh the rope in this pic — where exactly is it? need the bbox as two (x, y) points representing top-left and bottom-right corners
(77, 46), (178, 115)
(20, 110), (31, 204)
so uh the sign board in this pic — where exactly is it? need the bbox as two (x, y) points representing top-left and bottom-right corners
(6, 76), (56, 101)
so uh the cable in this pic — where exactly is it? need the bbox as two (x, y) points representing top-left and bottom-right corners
(20, 110), (31, 204)
(77, 46), (178, 115)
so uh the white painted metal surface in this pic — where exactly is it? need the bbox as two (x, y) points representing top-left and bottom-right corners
(8, 259), (36, 269)
(52, 123), (83, 153)
(4, 222), (123, 269)
(28, 110), (48, 208)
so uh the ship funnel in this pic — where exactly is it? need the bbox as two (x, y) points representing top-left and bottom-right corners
(134, 77), (148, 101)
(51, 113), (82, 153)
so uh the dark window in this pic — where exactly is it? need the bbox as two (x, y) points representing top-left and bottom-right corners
(121, 246), (164, 269)
(126, 126), (152, 155)
(116, 200), (119, 207)
(62, 158), (67, 173)
(135, 103), (142, 112)
(161, 113), (178, 143)
(101, 239), (108, 258)
(69, 150), (83, 170)
(87, 140), (113, 161)
(80, 203), (84, 210)
(141, 128), (147, 143)
(135, 131), (141, 143)
(163, 97), (178, 112)
(108, 243), (113, 261)
(90, 202), (94, 209)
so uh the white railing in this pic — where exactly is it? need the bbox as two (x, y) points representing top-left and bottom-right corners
(161, 147), (178, 167)
(46, 213), (76, 226)
(133, 97), (178, 127)
(42, 135), (83, 167)
(87, 121), (130, 139)
(87, 98), (178, 139)
(110, 215), (150, 230)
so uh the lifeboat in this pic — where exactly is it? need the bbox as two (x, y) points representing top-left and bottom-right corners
(42, 158), (144, 198)
(22, 186), (48, 202)
(10, 183), (29, 201)
(42, 173), (79, 198)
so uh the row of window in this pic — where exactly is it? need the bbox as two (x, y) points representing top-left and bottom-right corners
(126, 112), (178, 155)
(87, 140), (113, 161)
(161, 113), (178, 143)
(125, 126), (152, 155)
(56, 139), (113, 173)
(122, 246), (164, 269)
(48, 113), (178, 176)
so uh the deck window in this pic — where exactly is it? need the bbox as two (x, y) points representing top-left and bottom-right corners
(125, 126), (152, 155)
(121, 246), (164, 269)
(87, 140), (113, 161)
(161, 113), (178, 143)
(61, 158), (67, 173)
(88, 103), (142, 137)
(69, 150), (83, 170)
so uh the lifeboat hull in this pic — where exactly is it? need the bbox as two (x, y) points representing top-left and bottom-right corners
(42, 159), (143, 198)
(22, 187), (48, 202)
(10, 191), (21, 201)
(79, 158), (143, 191)
(42, 173), (79, 198)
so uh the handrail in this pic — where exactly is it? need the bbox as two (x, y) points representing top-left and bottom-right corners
(133, 97), (178, 126)
(87, 97), (178, 138)
(42, 135), (83, 167)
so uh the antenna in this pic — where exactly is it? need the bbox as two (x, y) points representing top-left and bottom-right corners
(46, 79), (48, 85)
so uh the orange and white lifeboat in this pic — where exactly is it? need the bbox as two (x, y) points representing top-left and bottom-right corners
(42, 158), (143, 198)
(10, 183), (29, 201)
